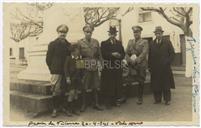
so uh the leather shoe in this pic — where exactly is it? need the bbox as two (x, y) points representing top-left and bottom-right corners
(93, 105), (103, 111)
(136, 98), (143, 105)
(154, 101), (161, 104)
(62, 108), (72, 117)
(51, 109), (57, 118)
(72, 110), (80, 116)
(106, 105), (112, 110)
(165, 101), (170, 105)
(115, 102), (121, 107)
(80, 105), (87, 112)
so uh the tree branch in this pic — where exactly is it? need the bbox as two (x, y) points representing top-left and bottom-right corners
(187, 7), (193, 15)
(170, 16), (183, 23)
(141, 7), (183, 29)
(83, 7), (119, 27)
(173, 7), (186, 17)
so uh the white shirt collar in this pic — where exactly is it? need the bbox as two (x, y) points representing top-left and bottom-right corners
(72, 55), (82, 59)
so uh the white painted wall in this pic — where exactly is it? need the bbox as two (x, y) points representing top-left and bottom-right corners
(92, 8), (183, 50)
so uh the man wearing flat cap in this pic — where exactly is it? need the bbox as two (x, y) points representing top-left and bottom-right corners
(125, 25), (149, 105)
(148, 26), (175, 105)
(77, 25), (103, 112)
(46, 24), (71, 117)
(101, 26), (125, 108)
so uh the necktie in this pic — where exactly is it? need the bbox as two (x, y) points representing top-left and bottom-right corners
(157, 39), (160, 44)
(111, 39), (115, 44)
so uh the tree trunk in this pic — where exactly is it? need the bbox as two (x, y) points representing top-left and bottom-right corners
(184, 27), (193, 37)
(185, 36), (193, 77)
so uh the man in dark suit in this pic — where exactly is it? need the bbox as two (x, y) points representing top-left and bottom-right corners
(101, 26), (125, 108)
(148, 26), (175, 105)
(46, 24), (71, 117)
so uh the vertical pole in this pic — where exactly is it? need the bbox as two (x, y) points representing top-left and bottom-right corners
(118, 19), (122, 42)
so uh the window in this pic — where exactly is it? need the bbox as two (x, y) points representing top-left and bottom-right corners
(10, 48), (13, 56)
(138, 12), (152, 23)
(19, 47), (25, 60)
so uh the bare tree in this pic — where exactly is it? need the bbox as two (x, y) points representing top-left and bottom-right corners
(139, 7), (195, 67)
(83, 7), (120, 28)
(10, 22), (43, 42)
(140, 7), (193, 37)
(138, 7), (196, 77)
(10, 3), (53, 42)
(123, 7), (193, 37)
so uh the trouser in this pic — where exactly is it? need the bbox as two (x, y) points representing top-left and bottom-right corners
(136, 67), (146, 100)
(115, 82), (123, 102)
(50, 74), (66, 110)
(81, 89), (100, 107)
(68, 99), (80, 112)
(137, 82), (144, 99)
(52, 95), (60, 109)
(52, 95), (66, 110)
(153, 90), (171, 102)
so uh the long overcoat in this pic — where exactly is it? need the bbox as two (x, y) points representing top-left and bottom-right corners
(125, 38), (149, 83)
(148, 38), (175, 91)
(101, 38), (125, 99)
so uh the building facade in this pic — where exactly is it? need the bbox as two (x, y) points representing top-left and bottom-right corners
(92, 8), (185, 67)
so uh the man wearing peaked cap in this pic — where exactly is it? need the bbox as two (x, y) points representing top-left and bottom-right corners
(83, 24), (94, 32)
(77, 24), (103, 112)
(132, 25), (143, 32)
(125, 25), (148, 105)
(46, 24), (71, 118)
(101, 26), (125, 108)
(148, 26), (175, 105)
(56, 24), (69, 33)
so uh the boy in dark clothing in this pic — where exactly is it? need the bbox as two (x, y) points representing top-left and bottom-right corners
(64, 44), (84, 116)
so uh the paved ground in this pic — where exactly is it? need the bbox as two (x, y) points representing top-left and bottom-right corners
(9, 64), (194, 125)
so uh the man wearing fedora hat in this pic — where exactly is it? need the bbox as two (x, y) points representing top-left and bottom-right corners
(148, 26), (175, 105)
(125, 25), (149, 105)
(101, 26), (125, 108)
(46, 24), (71, 117)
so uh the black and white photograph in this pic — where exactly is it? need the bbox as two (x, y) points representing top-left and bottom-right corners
(2, 0), (200, 126)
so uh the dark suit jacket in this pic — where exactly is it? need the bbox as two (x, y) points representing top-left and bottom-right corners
(46, 37), (71, 74)
(64, 56), (83, 89)
(101, 38), (125, 62)
(64, 56), (83, 79)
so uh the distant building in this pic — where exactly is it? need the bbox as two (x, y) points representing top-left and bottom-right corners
(93, 8), (185, 67)
(9, 37), (37, 65)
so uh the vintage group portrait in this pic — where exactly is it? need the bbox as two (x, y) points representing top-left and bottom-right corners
(2, 1), (200, 127)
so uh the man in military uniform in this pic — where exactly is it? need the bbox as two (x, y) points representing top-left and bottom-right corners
(46, 24), (71, 117)
(77, 25), (103, 112)
(125, 26), (149, 105)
